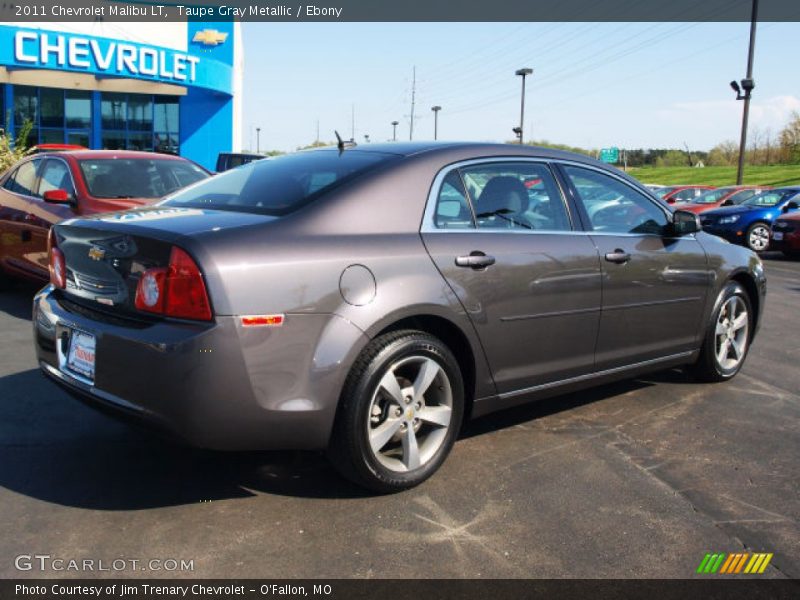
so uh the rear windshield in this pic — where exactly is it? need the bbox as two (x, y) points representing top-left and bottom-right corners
(79, 158), (208, 199)
(163, 149), (398, 216)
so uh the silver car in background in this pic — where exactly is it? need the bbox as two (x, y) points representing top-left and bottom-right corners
(33, 143), (765, 492)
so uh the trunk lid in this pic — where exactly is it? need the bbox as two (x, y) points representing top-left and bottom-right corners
(54, 206), (276, 316)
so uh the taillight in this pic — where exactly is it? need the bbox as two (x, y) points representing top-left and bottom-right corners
(135, 247), (212, 321)
(48, 229), (66, 289)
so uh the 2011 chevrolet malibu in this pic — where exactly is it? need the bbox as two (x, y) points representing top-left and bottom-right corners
(33, 143), (766, 492)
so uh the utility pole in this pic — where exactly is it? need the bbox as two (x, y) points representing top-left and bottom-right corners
(316, 119), (320, 144)
(734, 0), (759, 185)
(256, 127), (261, 154)
(351, 104), (355, 142)
(409, 66), (416, 141)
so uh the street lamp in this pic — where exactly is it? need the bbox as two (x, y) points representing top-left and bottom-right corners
(256, 127), (261, 154)
(731, 0), (759, 185)
(515, 68), (533, 144)
(391, 121), (399, 141)
(364, 134), (370, 143)
(431, 106), (442, 140)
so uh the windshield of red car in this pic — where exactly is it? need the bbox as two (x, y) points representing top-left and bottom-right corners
(692, 188), (734, 204)
(161, 149), (399, 216)
(79, 158), (209, 199)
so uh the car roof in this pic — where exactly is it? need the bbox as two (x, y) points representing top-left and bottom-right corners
(38, 150), (186, 161)
(304, 141), (611, 164)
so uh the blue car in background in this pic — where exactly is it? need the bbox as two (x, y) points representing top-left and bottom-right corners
(699, 187), (800, 252)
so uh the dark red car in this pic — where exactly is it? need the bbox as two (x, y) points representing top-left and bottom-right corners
(653, 185), (715, 205)
(0, 150), (209, 285)
(675, 186), (769, 214)
(770, 206), (800, 258)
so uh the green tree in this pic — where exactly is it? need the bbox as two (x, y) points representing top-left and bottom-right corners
(779, 111), (800, 164)
(0, 118), (34, 172)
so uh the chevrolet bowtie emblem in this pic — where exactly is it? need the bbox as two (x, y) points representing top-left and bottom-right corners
(88, 246), (105, 261)
(192, 29), (228, 46)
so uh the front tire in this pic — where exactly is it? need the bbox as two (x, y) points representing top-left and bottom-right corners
(329, 330), (464, 493)
(746, 222), (770, 252)
(689, 282), (753, 382)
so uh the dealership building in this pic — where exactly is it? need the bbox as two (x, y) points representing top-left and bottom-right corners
(0, 21), (242, 170)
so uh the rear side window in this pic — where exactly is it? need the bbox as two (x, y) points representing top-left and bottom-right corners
(4, 159), (41, 197)
(435, 171), (474, 229)
(164, 150), (397, 216)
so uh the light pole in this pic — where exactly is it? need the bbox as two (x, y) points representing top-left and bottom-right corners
(731, 0), (759, 185)
(391, 121), (399, 141)
(431, 106), (442, 140)
(515, 68), (533, 144)
(256, 127), (261, 154)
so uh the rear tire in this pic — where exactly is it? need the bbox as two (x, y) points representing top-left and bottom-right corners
(689, 282), (753, 383)
(328, 330), (464, 493)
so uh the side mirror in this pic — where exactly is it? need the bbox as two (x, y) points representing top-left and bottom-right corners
(671, 209), (701, 235)
(721, 199), (733, 207)
(782, 200), (799, 213)
(43, 189), (72, 204)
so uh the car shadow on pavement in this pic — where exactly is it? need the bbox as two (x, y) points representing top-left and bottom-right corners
(0, 281), (41, 320)
(0, 366), (697, 509)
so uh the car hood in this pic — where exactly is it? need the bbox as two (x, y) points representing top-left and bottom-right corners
(702, 204), (763, 217)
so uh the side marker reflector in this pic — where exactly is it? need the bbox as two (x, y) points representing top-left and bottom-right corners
(241, 314), (285, 327)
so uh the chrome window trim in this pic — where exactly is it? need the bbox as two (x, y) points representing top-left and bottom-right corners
(421, 157), (578, 235)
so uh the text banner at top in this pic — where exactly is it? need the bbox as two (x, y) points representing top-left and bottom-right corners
(2, 0), (800, 23)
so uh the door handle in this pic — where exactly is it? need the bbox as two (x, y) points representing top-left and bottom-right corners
(455, 252), (496, 269)
(604, 249), (631, 264)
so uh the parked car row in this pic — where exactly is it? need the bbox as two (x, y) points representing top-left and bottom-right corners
(642, 181), (800, 255)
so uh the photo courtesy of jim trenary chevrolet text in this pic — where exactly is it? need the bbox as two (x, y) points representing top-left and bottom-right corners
(0, 0), (799, 598)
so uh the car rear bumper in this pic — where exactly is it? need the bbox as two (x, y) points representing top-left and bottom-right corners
(33, 286), (368, 450)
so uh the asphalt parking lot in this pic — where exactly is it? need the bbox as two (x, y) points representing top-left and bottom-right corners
(1, 254), (798, 580)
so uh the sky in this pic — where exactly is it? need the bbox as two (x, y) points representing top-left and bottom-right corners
(240, 21), (800, 153)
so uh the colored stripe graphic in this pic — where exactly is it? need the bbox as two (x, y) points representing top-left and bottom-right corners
(698, 552), (774, 575)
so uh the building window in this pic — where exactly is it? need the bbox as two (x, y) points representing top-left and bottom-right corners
(11, 86), (91, 148)
(100, 92), (179, 154)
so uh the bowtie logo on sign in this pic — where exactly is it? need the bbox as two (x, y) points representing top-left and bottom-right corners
(192, 29), (228, 47)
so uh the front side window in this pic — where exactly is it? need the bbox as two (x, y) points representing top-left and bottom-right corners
(39, 160), (75, 197)
(162, 150), (397, 217)
(563, 165), (669, 235)
(726, 189), (758, 205)
(459, 162), (571, 231)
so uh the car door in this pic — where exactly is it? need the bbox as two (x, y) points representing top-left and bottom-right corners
(25, 157), (80, 273)
(421, 160), (602, 395)
(559, 164), (710, 371)
(0, 158), (44, 277)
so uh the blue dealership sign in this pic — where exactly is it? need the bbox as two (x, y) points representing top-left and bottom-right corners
(0, 25), (232, 94)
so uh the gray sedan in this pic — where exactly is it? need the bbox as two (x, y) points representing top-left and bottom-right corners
(33, 142), (765, 492)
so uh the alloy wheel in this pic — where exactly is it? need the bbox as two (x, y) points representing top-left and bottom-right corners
(748, 225), (770, 252)
(366, 355), (453, 473)
(714, 296), (749, 371)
